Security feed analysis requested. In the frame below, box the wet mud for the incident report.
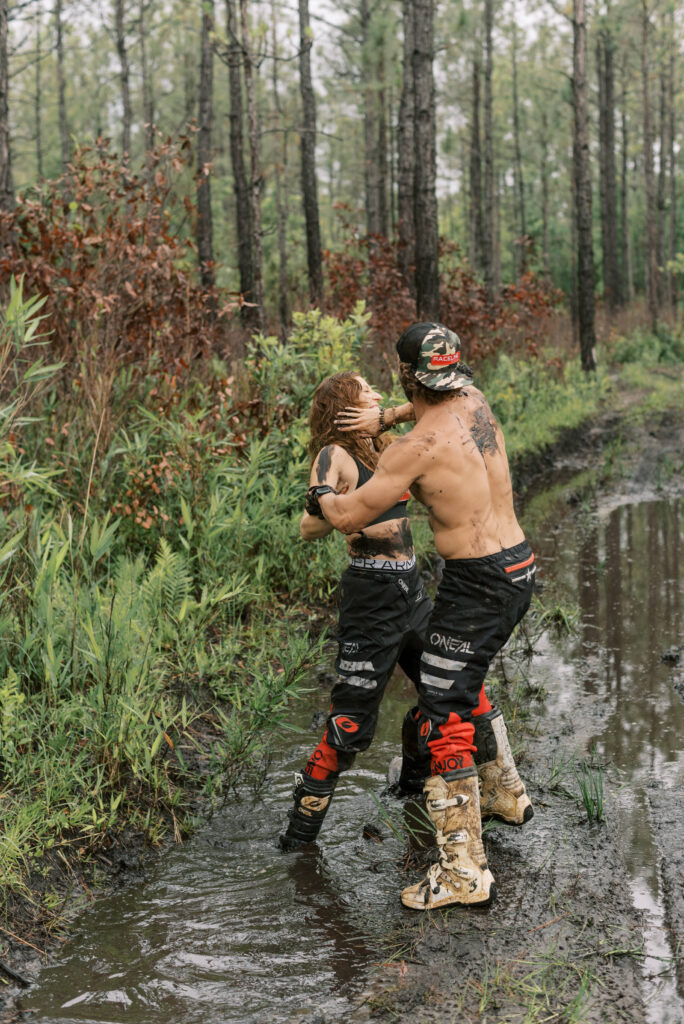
[1,398,682,1024]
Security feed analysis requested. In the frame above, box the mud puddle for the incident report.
[13,494,684,1024]
[14,684,416,1023]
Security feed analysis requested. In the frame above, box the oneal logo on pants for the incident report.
[334,716,359,733]
[430,633,474,655]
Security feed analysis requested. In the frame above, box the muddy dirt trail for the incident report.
[2,400,682,1024]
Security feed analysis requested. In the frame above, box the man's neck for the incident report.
[412,391,463,422]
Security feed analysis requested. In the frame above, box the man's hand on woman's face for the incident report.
[335,405,381,437]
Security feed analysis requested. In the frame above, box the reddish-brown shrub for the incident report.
[0,136,235,373]
[324,224,563,373]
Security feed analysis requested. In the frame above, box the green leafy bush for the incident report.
[610,325,684,366]
[484,354,610,461]
[0,296,370,915]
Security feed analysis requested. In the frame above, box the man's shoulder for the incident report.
[376,424,440,472]
[463,385,487,405]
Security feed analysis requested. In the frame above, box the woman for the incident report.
[280,372,431,850]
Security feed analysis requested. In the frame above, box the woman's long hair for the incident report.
[308,372,381,469]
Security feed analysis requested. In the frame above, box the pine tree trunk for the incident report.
[34,10,43,179]
[570,169,579,347]
[470,49,484,277]
[641,0,658,329]
[397,0,415,294]
[572,0,597,371]
[511,20,526,277]
[55,0,69,171]
[271,6,289,335]
[656,68,668,310]
[412,0,440,319]
[620,60,634,303]
[225,0,255,320]
[115,0,132,159]
[361,0,380,236]
[540,109,550,280]
[0,0,11,211]
[377,49,389,238]
[197,0,215,292]
[667,11,677,312]
[483,0,495,301]
[240,0,265,329]
[597,31,620,310]
[389,81,397,231]
[298,0,324,309]
[139,2,155,162]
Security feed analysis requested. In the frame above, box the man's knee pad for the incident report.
[305,737,355,780]
[326,711,376,754]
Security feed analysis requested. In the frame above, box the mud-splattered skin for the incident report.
[316,446,334,484]
[348,517,414,559]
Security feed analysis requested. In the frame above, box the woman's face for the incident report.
[354,376,382,409]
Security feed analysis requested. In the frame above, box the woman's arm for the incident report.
[299,445,354,541]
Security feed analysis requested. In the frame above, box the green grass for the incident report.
[574,751,606,824]
[0,302,364,920]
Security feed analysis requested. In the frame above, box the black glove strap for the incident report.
[305,485,337,519]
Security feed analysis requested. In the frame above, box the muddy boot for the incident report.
[474,709,533,826]
[387,708,430,796]
[279,773,338,851]
[401,770,495,910]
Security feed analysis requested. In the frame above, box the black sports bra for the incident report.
[351,455,410,526]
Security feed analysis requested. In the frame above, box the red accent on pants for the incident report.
[428,712,476,774]
[304,736,340,780]
[472,683,492,717]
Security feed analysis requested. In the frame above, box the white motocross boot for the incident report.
[401,770,495,910]
[474,709,533,826]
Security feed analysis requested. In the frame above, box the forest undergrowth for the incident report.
[0,267,682,944]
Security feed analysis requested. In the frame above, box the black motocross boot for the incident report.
[279,773,339,850]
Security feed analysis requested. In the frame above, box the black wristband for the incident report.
[378,407,391,433]
[305,485,337,519]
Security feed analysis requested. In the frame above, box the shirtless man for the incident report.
[310,323,535,909]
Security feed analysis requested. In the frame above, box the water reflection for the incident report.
[532,496,683,1022]
[534,497,682,772]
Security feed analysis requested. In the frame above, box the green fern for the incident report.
[142,539,192,620]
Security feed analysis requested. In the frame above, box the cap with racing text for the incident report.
[396,322,473,391]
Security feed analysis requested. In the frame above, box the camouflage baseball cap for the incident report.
[396,322,471,391]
